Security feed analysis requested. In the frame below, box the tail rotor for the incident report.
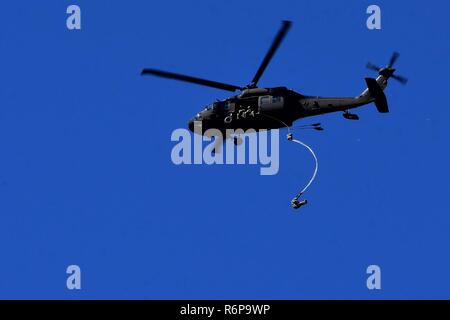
[366,52,408,85]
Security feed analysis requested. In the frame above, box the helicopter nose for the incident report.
[188,119,194,132]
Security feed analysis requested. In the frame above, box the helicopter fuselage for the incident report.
[188,86,375,134]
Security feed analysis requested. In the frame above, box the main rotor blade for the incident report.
[388,52,399,68]
[366,62,381,72]
[250,20,292,87]
[141,68,243,92]
[391,74,408,84]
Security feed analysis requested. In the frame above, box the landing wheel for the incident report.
[234,137,243,146]
[343,111,360,120]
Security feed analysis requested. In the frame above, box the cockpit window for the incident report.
[204,101,225,111]
[212,101,225,110]
[225,101,235,110]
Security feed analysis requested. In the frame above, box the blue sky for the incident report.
[0,0,449,299]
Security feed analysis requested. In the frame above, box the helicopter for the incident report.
[141,20,407,147]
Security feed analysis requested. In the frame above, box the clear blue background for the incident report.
[0,0,449,299]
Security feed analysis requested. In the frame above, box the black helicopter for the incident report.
[141,21,407,145]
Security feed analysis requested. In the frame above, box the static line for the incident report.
[291,137,318,198]
[260,113,319,209]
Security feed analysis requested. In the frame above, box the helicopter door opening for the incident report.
[258,95,284,113]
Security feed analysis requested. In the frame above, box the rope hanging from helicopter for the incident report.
[260,113,320,209]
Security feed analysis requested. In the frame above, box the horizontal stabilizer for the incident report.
[365,77,389,113]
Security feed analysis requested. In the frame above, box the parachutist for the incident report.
[291,197,308,209]
[287,133,293,141]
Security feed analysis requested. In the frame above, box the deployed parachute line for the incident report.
[260,114,319,210]
[287,133,318,209]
